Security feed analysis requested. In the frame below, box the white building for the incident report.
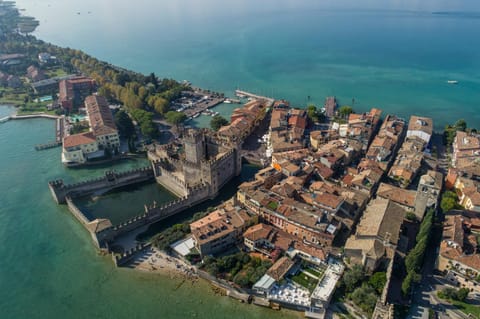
[406,115,433,145]
[62,95,120,165]
[62,132,101,164]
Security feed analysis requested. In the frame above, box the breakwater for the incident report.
[234,90,275,107]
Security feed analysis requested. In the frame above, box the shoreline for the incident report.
[127,246,197,279]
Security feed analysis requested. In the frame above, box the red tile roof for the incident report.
[63,132,96,148]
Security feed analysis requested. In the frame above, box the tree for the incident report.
[401,271,415,296]
[405,212,418,222]
[454,119,467,132]
[114,72,131,86]
[343,264,365,292]
[114,110,135,138]
[306,104,324,123]
[153,97,169,114]
[146,72,158,89]
[368,272,387,294]
[441,197,458,212]
[456,288,469,302]
[165,111,187,126]
[338,105,354,118]
[350,284,378,314]
[210,115,229,131]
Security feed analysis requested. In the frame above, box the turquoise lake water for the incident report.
[0,107,297,319]
[2,1,480,318]
[16,0,480,129]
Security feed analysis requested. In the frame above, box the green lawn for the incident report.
[304,267,325,279]
[290,272,319,292]
[45,67,68,78]
[451,300,480,318]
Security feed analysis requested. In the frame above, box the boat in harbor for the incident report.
[447,80,458,84]
[193,113,200,118]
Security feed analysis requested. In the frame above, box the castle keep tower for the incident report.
[184,130,205,164]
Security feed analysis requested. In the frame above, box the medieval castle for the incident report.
[148,128,242,199]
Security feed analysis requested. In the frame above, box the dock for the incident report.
[1,113,61,124]
[183,97,224,118]
[35,141,62,151]
[234,90,275,107]
[10,113,60,120]
[0,116,10,123]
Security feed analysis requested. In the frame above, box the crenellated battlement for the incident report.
[112,243,151,267]
[48,166,154,204]
[206,148,236,166]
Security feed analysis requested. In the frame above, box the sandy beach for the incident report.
[127,246,198,280]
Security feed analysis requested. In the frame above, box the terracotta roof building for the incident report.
[62,95,119,165]
[406,115,433,145]
[437,210,480,292]
[345,198,407,271]
[191,205,251,256]
[58,76,95,111]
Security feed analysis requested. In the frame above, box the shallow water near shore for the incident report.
[0,106,299,319]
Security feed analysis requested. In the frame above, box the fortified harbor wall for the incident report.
[152,161,189,197]
[110,183,211,239]
[50,166,212,249]
[49,166,154,204]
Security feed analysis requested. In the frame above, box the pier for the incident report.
[235,90,275,107]
[33,116,65,151]
[0,113,61,124]
[35,141,62,150]
[10,113,60,120]
[0,116,10,123]
[183,97,224,118]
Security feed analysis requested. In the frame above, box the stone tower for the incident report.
[184,129,205,164]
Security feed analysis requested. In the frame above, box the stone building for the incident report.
[344,198,407,272]
[148,128,242,199]
[190,205,251,257]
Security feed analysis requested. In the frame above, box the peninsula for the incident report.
[2,2,480,319]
